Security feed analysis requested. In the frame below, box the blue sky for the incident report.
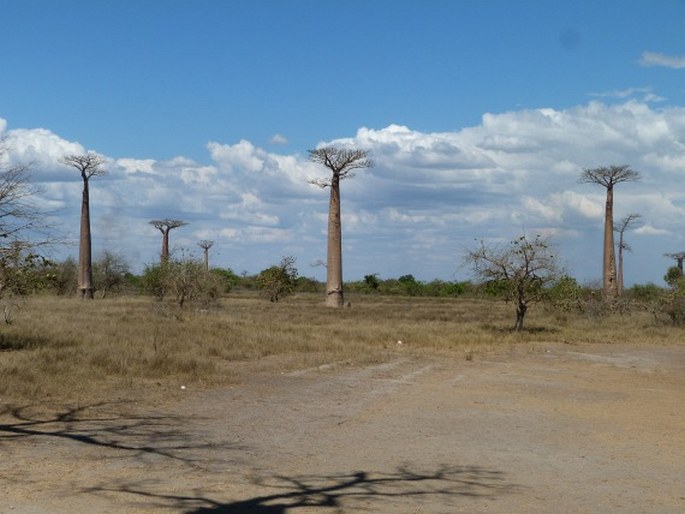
[1,0,685,285]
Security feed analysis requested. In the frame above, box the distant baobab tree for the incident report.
[580,165,640,297]
[61,153,107,299]
[149,219,187,264]
[309,147,373,308]
[197,239,214,271]
[664,251,685,273]
[614,212,642,295]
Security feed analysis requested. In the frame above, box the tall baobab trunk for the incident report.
[308,147,374,308]
[603,184,617,297]
[326,174,344,307]
[161,228,170,265]
[78,176,94,299]
[580,165,640,298]
[60,153,107,300]
[197,240,214,272]
[202,245,209,272]
[149,219,187,265]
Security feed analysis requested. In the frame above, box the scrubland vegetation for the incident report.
[1,142,682,410]
[1,284,684,405]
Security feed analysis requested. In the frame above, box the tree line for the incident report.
[3,138,685,330]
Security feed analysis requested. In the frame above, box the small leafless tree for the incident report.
[93,250,130,298]
[61,153,107,299]
[580,165,640,297]
[197,239,214,272]
[309,147,373,308]
[465,234,559,331]
[149,219,187,264]
[613,213,641,295]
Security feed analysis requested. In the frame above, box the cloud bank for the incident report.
[2,99,684,285]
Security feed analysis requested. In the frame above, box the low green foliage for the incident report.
[140,257,222,308]
[256,256,298,302]
[664,266,683,288]
[546,275,584,312]
[210,267,241,293]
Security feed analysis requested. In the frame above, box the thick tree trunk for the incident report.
[326,175,344,308]
[78,178,94,299]
[617,241,624,296]
[161,229,170,265]
[603,185,617,297]
[514,301,527,331]
[203,248,209,272]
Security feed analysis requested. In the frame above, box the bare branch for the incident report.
[60,153,107,180]
[464,235,559,330]
[614,212,642,236]
[308,147,374,180]
[579,165,640,188]
[664,251,685,261]
[149,219,188,233]
[308,178,331,189]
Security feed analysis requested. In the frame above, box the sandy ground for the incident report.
[1,342,684,513]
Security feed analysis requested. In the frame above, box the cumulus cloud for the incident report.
[3,100,685,285]
[639,51,685,69]
[0,122,84,176]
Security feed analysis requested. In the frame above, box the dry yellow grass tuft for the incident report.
[0,293,682,405]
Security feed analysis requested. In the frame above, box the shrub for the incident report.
[256,256,298,302]
[546,275,584,313]
[141,257,222,308]
[210,267,241,293]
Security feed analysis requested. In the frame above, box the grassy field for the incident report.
[0,293,682,405]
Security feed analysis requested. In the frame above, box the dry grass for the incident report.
[0,293,682,405]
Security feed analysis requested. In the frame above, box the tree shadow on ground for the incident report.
[0,402,244,468]
[90,464,521,513]
[481,323,561,334]
[0,332,51,351]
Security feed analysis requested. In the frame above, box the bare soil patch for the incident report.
[2,342,684,513]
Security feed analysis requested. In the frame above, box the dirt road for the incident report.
[2,342,684,513]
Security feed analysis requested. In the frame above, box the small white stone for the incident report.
[180,385,186,390]
[397,340,403,345]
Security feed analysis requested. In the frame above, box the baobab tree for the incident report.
[664,251,685,286]
[149,219,187,264]
[614,212,641,295]
[61,153,107,299]
[197,239,214,272]
[309,147,373,307]
[580,165,640,297]
[664,252,685,273]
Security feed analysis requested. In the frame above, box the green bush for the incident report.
[256,256,298,302]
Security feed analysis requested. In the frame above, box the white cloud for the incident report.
[270,133,288,145]
[4,99,685,285]
[0,122,84,174]
[117,158,158,175]
[635,225,669,236]
[639,51,685,69]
